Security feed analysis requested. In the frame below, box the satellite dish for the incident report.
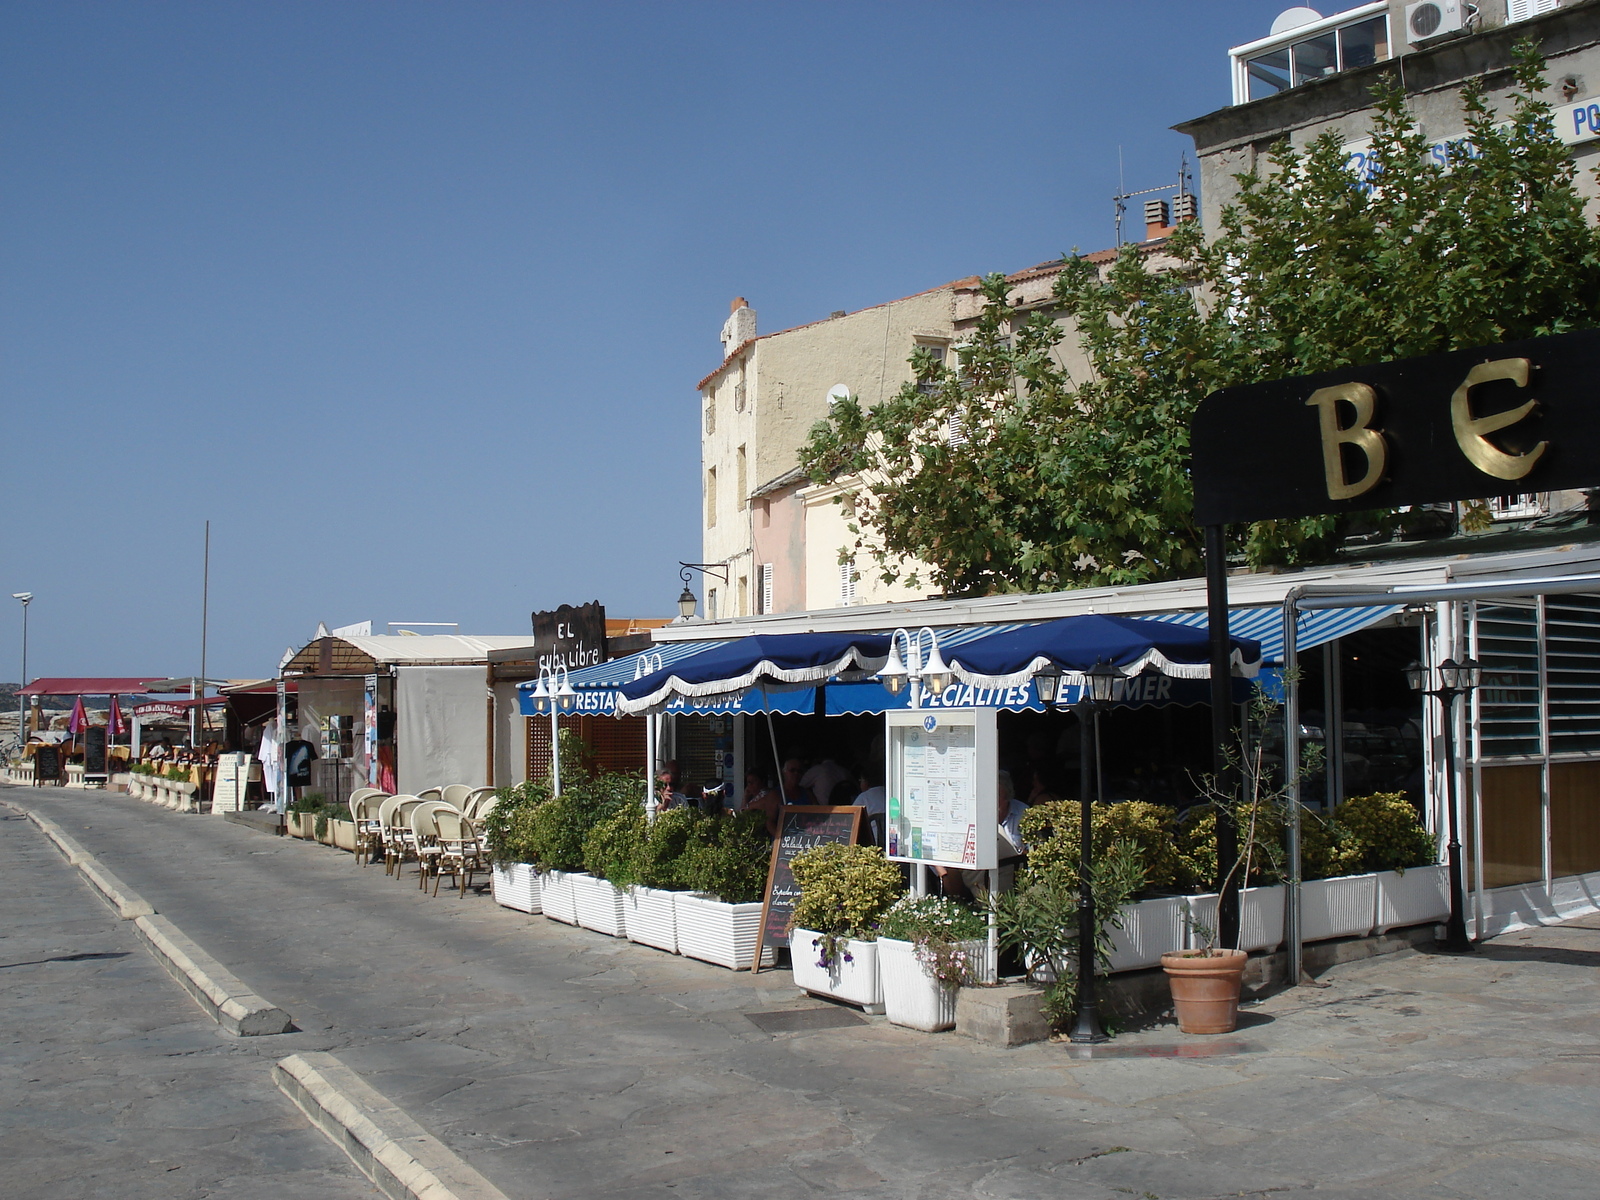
[1270,6,1322,35]
[827,384,852,406]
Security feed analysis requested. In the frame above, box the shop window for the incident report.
[1476,603,1542,758]
[1545,595,1600,754]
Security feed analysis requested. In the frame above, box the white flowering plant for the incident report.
[878,895,988,988]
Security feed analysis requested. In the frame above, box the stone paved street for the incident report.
[0,803,375,1199]
[7,784,1600,1199]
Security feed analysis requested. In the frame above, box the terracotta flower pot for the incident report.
[1161,948,1247,1034]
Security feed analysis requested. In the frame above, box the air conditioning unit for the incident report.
[1405,1,1466,46]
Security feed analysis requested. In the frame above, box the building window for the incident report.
[706,467,717,528]
[704,393,715,435]
[708,588,718,620]
[915,341,948,396]
[760,563,773,614]
[1232,5,1389,105]
[737,574,749,616]
[1508,0,1563,22]
[1477,602,1542,758]
[736,445,747,509]
[1489,493,1547,521]
[838,557,856,606]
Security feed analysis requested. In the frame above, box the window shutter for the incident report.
[760,564,773,614]
[839,558,856,606]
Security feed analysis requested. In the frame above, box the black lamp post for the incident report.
[1404,656,1480,953]
[1067,659,1119,1044]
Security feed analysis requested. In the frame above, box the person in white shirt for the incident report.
[801,756,854,807]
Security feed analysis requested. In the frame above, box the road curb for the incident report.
[134,914,294,1036]
[3,796,291,1035]
[274,1052,510,1200]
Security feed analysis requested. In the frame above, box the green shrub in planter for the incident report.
[878,894,987,987]
[678,811,770,903]
[1023,800,1187,892]
[526,770,639,871]
[789,843,904,966]
[483,780,551,866]
[1172,801,1287,891]
[633,806,705,890]
[583,801,646,888]
[1334,791,1436,874]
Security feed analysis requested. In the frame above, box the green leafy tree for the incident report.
[802,43,1600,595]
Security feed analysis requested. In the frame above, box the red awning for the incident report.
[132,696,226,716]
[19,677,165,697]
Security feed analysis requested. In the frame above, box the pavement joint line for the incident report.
[1,795,292,1036]
[274,1051,511,1200]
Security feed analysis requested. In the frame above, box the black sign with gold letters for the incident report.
[1191,328,1600,526]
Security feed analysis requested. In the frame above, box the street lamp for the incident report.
[1405,656,1480,953]
[12,593,31,755]
[1066,658,1120,1045]
[675,562,729,622]
[527,664,576,795]
[877,627,949,708]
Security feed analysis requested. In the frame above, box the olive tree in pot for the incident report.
[789,844,904,1011]
[1164,686,1312,1034]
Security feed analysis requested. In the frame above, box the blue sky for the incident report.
[2,0,1296,679]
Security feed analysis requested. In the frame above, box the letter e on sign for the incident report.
[1306,383,1387,500]
[1450,358,1547,480]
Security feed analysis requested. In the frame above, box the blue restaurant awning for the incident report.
[616,632,891,716]
[517,641,818,718]
[1152,604,1404,665]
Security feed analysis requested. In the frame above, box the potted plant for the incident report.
[623,806,703,954]
[1163,685,1308,1034]
[876,895,988,1031]
[576,797,645,938]
[485,781,549,914]
[788,843,904,1011]
[674,812,775,970]
[993,836,1145,1032]
[526,766,636,927]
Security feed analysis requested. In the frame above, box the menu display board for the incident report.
[885,708,997,871]
[753,805,864,971]
[211,752,253,814]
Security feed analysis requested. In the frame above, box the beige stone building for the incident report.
[694,214,1194,619]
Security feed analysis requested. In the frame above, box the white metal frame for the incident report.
[1230,2,1390,105]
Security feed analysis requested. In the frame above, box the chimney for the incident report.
[1173,193,1198,223]
[1143,198,1175,241]
[721,298,758,359]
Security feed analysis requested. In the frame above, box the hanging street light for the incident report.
[675,562,729,622]
[1404,656,1481,953]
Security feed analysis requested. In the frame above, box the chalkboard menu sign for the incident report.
[33,745,62,784]
[84,727,107,775]
[752,805,864,972]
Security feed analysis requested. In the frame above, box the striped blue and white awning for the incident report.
[1151,605,1403,665]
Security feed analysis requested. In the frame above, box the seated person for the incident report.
[801,756,854,808]
[853,762,888,847]
[779,758,815,805]
[741,768,783,837]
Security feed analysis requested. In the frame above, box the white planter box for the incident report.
[1188,885,1287,953]
[878,937,989,1032]
[623,886,679,953]
[790,930,883,1011]
[1374,864,1448,934]
[1301,872,1378,942]
[673,893,775,970]
[1107,895,1192,972]
[491,863,542,913]
[572,872,628,937]
[539,869,579,925]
